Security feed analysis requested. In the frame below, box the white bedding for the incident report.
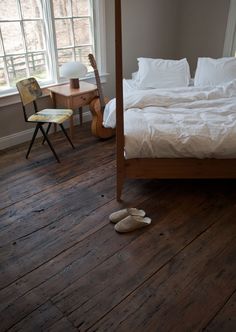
[103,79,236,159]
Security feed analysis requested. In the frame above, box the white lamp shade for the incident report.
[60,61,87,79]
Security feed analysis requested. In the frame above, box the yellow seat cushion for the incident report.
[28,108,73,124]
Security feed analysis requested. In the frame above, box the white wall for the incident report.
[104,0,180,98]
[176,0,230,74]
[104,0,230,95]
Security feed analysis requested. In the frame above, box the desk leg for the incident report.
[70,115,74,138]
[79,107,83,125]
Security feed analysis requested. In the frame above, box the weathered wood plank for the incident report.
[0,181,202,327]
[0,175,115,289]
[7,301,63,332]
[89,210,236,332]
[47,317,77,332]
[0,180,165,329]
[0,291,47,331]
[0,137,115,210]
[0,161,115,244]
[51,189,233,330]
[1,122,236,332]
[204,290,236,332]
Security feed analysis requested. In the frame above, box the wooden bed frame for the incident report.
[115,0,236,201]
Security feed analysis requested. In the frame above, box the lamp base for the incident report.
[70,78,80,89]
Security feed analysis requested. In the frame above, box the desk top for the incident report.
[48,81,97,97]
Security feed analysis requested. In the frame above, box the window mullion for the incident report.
[93,0,106,73]
[42,0,59,83]
[70,0,76,61]
[17,0,30,77]
[90,0,95,56]
[0,28,10,86]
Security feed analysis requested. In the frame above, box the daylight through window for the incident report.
[223,0,236,57]
[0,0,96,94]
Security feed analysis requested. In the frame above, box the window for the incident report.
[223,0,236,57]
[0,0,105,95]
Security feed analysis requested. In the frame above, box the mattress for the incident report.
[103,79,236,159]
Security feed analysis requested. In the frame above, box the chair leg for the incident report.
[26,124,40,159]
[60,124,75,149]
[39,125,60,163]
[42,123,51,145]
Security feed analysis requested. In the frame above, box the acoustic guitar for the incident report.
[88,54,115,139]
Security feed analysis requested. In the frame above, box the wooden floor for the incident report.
[0,123,236,332]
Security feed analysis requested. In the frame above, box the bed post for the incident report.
[115,0,125,201]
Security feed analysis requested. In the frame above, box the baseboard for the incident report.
[0,111,91,150]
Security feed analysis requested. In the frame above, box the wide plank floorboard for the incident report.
[204,290,236,332]
[0,123,235,332]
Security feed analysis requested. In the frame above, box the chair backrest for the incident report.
[16,77,42,106]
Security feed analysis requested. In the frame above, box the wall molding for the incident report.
[0,111,91,151]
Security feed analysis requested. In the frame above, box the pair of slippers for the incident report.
[109,208,151,233]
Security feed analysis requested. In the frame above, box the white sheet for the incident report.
[103,79,236,159]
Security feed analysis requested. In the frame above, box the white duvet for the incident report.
[103,79,236,159]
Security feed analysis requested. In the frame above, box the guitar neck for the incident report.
[94,68,105,110]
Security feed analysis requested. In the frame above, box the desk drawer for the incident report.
[73,91,97,107]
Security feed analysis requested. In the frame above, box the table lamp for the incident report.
[60,61,88,89]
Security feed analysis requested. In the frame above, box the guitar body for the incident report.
[88,54,115,139]
[90,96,115,139]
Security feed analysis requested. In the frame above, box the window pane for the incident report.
[57,49,74,67]
[55,19,73,48]
[75,46,93,71]
[24,21,44,51]
[0,0,19,20]
[53,0,71,18]
[1,22,24,54]
[0,58,7,89]
[74,18,91,45]
[28,52,47,79]
[6,55,27,86]
[20,0,42,19]
[72,0,90,16]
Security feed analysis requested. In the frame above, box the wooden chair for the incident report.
[16,77,75,162]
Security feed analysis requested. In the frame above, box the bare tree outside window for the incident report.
[53,0,94,69]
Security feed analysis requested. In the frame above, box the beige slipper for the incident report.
[114,215,151,233]
[109,208,145,224]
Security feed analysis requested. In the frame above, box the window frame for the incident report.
[0,0,106,97]
[223,0,236,56]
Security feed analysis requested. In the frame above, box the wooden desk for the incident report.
[48,81,98,137]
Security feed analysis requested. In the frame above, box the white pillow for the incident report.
[135,57,190,89]
[194,57,236,87]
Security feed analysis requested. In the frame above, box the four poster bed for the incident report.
[109,0,236,200]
